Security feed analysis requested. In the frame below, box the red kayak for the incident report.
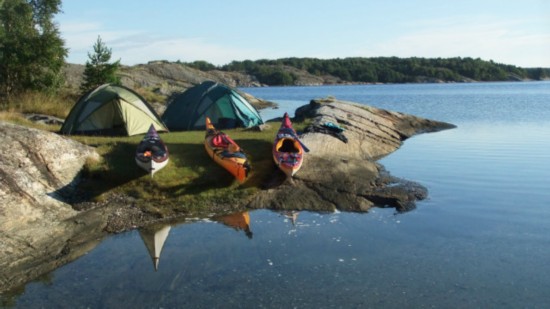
[272,113,305,177]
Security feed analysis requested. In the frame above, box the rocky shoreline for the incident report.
[0,98,455,293]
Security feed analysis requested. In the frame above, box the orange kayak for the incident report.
[204,117,250,183]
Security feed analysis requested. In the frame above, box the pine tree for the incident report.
[0,0,67,106]
[80,35,121,92]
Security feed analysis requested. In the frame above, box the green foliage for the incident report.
[183,60,217,71]
[526,67,550,80]
[5,90,74,117]
[0,0,67,106]
[222,61,296,85]
[220,57,549,85]
[80,35,121,93]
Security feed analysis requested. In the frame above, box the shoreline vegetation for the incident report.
[183,56,550,85]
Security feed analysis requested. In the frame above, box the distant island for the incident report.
[181,56,550,86]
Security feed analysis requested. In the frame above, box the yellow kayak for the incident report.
[204,117,250,183]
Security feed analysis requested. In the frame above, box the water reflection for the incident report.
[280,210,300,235]
[138,223,172,271]
[281,210,300,226]
[137,211,254,272]
[212,211,253,239]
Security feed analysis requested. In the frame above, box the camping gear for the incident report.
[138,223,171,271]
[60,84,168,136]
[135,124,169,177]
[204,117,250,183]
[273,113,306,177]
[321,122,345,133]
[162,81,263,131]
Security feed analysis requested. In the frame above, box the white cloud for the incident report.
[60,15,550,68]
[60,21,145,64]
[356,17,550,67]
[60,21,271,65]
[108,36,271,66]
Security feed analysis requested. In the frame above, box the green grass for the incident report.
[0,112,62,132]
[72,120,307,217]
[1,90,306,217]
[2,91,77,118]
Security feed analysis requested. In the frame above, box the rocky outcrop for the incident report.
[63,62,271,108]
[0,122,105,292]
[248,98,455,212]
[64,62,259,94]
[0,99,455,293]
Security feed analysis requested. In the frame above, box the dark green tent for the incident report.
[161,81,263,131]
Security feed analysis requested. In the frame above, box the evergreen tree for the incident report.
[0,0,67,106]
[80,35,120,92]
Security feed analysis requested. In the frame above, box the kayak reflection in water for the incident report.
[282,210,299,226]
[214,211,253,239]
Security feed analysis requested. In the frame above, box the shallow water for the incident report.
[5,82,550,308]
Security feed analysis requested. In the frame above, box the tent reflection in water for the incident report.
[138,223,171,271]
[213,211,253,239]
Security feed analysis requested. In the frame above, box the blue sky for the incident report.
[55,0,550,67]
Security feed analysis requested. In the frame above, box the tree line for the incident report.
[185,57,550,86]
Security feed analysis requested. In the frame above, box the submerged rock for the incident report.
[248,98,455,212]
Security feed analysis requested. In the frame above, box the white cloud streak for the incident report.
[61,15,550,68]
[359,17,550,67]
[61,21,271,65]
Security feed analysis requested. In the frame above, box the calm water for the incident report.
[5,82,550,308]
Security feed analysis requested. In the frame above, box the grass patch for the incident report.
[0,89,293,217]
[135,87,167,104]
[71,120,290,216]
[3,91,77,119]
[0,112,62,132]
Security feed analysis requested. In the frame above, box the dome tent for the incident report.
[60,84,168,136]
[161,81,263,131]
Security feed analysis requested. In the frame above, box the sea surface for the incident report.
[4,82,550,308]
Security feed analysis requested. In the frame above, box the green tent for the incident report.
[161,81,263,131]
[60,84,168,136]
